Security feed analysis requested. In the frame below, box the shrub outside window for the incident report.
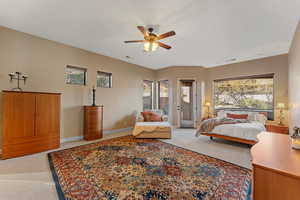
[65,65,87,85]
[213,74,274,119]
[97,71,112,88]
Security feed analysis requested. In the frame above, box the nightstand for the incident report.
[265,124,289,134]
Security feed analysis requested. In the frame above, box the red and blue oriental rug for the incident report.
[48,136,251,200]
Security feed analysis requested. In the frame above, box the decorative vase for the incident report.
[291,127,300,150]
[292,138,300,149]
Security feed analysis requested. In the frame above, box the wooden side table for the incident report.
[84,106,103,141]
[265,124,289,134]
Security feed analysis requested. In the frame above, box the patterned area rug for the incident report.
[48,136,251,200]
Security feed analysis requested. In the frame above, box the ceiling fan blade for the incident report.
[158,42,172,50]
[158,31,176,40]
[137,26,147,36]
[124,40,145,43]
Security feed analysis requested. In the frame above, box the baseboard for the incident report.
[0,128,133,154]
[60,136,84,143]
[60,127,133,143]
[103,127,133,134]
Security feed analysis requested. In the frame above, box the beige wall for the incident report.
[156,66,207,125]
[206,54,289,124]
[0,26,155,141]
[157,54,289,125]
[288,20,300,132]
[0,25,290,143]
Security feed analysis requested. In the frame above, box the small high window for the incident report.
[97,71,112,88]
[65,65,87,85]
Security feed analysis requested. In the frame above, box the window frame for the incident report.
[143,80,154,110]
[157,80,170,115]
[65,65,87,86]
[213,73,275,120]
[97,71,113,88]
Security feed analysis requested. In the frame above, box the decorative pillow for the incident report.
[149,112,163,122]
[217,110,226,118]
[141,111,153,122]
[259,112,268,118]
[254,113,267,124]
[227,113,249,119]
[141,111,162,122]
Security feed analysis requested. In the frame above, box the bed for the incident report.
[196,111,267,145]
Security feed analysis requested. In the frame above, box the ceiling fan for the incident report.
[124,26,176,52]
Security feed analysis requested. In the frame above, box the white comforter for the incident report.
[211,121,266,141]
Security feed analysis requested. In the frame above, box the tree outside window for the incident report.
[97,71,112,88]
[214,76,274,119]
[65,66,87,85]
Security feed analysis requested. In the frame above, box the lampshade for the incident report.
[144,42,159,52]
[277,103,285,109]
[205,102,211,106]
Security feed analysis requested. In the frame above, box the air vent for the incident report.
[226,58,237,62]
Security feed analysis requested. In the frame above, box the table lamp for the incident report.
[205,102,211,118]
[277,103,285,125]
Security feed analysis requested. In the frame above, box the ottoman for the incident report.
[133,122,172,139]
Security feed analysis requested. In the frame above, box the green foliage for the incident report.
[97,77,110,88]
[214,78,273,109]
[67,73,85,85]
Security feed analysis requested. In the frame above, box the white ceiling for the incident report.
[0,0,299,69]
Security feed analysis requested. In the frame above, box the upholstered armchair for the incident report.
[136,109,169,122]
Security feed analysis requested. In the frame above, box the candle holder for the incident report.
[92,86,97,106]
[8,72,28,91]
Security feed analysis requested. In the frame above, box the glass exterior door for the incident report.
[178,80,195,128]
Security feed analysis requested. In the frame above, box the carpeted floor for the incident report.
[0,128,252,200]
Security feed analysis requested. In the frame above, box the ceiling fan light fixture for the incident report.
[144,42,159,52]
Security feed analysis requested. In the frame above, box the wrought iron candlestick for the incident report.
[8,72,28,91]
[92,86,96,106]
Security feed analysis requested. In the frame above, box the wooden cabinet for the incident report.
[251,132,300,200]
[265,124,289,134]
[2,91,61,159]
[84,106,103,141]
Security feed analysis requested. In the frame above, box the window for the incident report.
[97,71,112,88]
[158,80,169,115]
[214,74,274,119]
[143,80,154,110]
[65,65,87,85]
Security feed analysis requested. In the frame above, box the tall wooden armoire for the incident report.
[2,91,61,159]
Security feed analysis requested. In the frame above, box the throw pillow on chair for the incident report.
[141,111,162,122]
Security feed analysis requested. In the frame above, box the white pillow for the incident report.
[254,113,267,124]
[217,110,226,118]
